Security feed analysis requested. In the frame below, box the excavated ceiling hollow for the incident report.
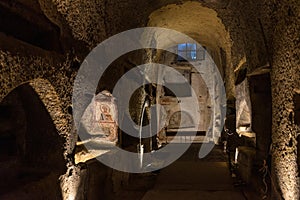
[147,1,231,54]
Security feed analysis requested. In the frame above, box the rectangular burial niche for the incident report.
[295,92,300,176]
[248,73,272,164]
[293,92,300,126]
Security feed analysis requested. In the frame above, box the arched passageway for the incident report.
[147,1,232,92]
[0,0,299,199]
[0,80,67,199]
[138,2,257,199]
[144,1,231,145]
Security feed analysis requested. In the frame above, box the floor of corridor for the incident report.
[142,144,246,200]
[116,144,259,200]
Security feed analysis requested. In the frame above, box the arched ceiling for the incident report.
[147,1,231,53]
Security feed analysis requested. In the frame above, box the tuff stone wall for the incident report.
[5,1,267,121]
[37,0,271,98]
[0,0,299,199]
[0,37,77,158]
[270,0,300,199]
[0,39,80,198]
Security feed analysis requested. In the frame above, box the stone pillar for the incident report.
[271,1,300,199]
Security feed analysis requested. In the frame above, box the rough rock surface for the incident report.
[0,0,299,199]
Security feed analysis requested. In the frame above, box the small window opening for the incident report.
[177,43,205,62]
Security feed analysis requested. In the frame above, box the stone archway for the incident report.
[0,78,70,199]
[147,1,232,97]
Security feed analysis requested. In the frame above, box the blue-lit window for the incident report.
[177,43,205,61]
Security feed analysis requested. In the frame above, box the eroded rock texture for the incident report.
[0,0,299,199]
[271,1,300,199]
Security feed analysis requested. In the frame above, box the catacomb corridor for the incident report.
[0,0,299,200]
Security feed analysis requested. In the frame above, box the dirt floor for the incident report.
[112,144,262,200]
